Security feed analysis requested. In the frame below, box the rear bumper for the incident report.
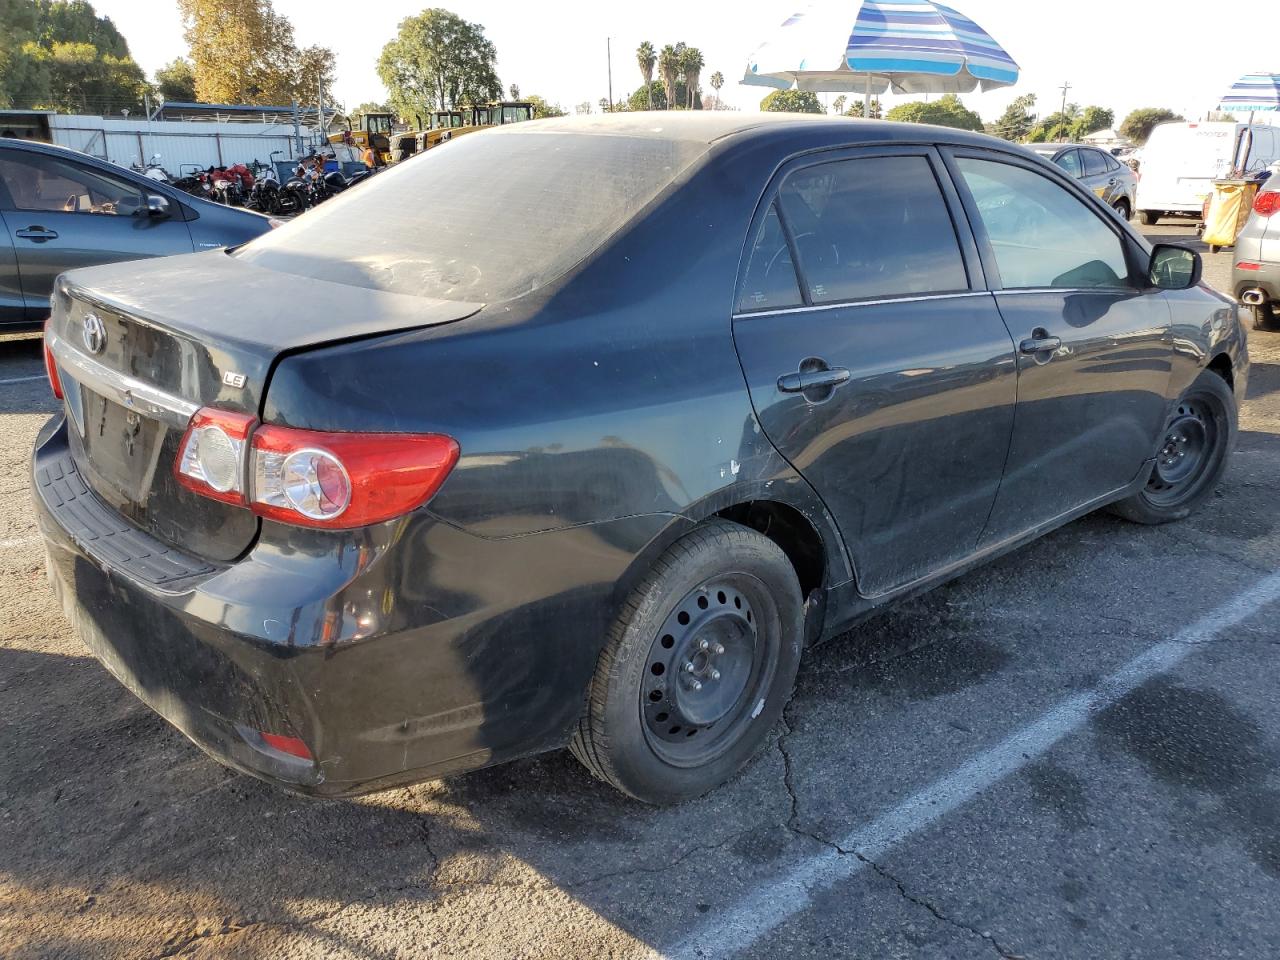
[33,416,664,796]
[1234,258,1280,303]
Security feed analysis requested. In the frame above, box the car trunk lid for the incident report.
[48,250,481,562]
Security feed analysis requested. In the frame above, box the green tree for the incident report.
[0,0,47,108]
[23,38,148,114]
[154,57,196,102]
[33,0,128,56]
[525,93,565,118]
[761,89,823,114]
[179,0,336,106]
[1070,105,1113,140]
[629,80,667,112]
[844,98,882,118]
[680,45,704,109]
[658,43,680,110]
[1119,107,1183,146]
[885,93,982,130]
[991,93,1036,140]
[508,83,519,100]
[832,94,846,115]
[636,41,656,109]
[377,8,501,119]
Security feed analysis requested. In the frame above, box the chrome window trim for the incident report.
[48,329,198,430]
[732,290,991,320]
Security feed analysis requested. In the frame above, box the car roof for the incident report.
[494,111,1006,150]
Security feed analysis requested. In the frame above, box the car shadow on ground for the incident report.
[0,568,1003,959]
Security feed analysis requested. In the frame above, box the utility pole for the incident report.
[1058,80,1072,142]
[606,38,614,112]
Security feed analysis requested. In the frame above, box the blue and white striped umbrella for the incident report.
[744,0,1019,96]
[1220,72,1280,114]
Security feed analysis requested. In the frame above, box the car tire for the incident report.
[1139,210,1160,226]
[570,519,804,804]
[1252,303,1275,331]
[1114,199,1131,221]
[1109,369,1235,525]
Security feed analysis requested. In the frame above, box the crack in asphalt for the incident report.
[776,705,1025,960]
[1155,527,1274,576]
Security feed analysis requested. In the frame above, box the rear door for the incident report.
[0,147,194,320]
[1079,148,1117,204]
[946,149,1172,546]
[0,207,22,324]
[732,147,1018,596]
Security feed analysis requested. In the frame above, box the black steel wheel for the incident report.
[640,577,776,768]
[1111,369,1235,524]
[571,520,804,804]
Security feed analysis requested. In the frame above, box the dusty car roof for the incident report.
[497,111,969,146]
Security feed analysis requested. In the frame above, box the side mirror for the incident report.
[1149,244,1201,290]
[146,194,171,218]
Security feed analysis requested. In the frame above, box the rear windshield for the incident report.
[235,129,707,303]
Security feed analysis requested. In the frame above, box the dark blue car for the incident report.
[33,114,1248,804]
[0,138,273,327]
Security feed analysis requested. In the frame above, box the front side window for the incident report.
[0,151,144,216]
[1055,149,1083,178]
[957,157,1130,290]
[775,155,968,304]
[738,201,802,312]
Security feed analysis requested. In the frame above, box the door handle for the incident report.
[1019,331,1062,355]
[778,364,851,394]
[16,227,58,241]
[1108,178,1117,186]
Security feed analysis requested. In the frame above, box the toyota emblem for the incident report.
[82,313,107,355]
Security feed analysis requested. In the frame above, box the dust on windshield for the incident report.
[234,129,708,304]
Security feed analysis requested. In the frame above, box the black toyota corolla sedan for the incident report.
[33,113,1246,804]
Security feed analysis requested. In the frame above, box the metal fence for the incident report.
[46,115,324,174]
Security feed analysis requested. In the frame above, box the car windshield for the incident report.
[236,130,707,303]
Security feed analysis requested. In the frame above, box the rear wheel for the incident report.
[1252,302,1276,331]
[570,520,804,804]
[1113,199,1131,221]
[1139,210,1161,226]
[1110,369,1235,524]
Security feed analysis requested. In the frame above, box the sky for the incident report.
[89,0,1275,124]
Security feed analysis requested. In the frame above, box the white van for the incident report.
[1135,120,1280,225]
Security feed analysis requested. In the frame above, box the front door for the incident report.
[0,147,193,320]
[0,208,22,324]
[947,151,1172,546]
[732,149,1018,597]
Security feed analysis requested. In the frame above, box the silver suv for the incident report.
[1233,173,1280,329]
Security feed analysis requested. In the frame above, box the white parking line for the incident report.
[0,375,47,384]
[656,569,1280,960]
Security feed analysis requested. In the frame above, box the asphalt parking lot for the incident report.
[3,221,1279,960]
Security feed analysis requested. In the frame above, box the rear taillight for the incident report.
[175,408,257,505]
[1255,191,1280,218]
[43,320,62,400]
[1238,261,1262,271]
[173,406,459,529]
[250,425,459,528]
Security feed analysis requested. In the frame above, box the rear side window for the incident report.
[738,202,802,312]
[1055,150,1082,178]
[1081,149,1109,178]
[236,130,708,303]
[957,157,1130,289]
[775,156,967,304]
[1104,154,1123,172]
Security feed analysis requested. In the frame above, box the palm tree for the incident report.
[658,44,680,111]
[710,70,724,110]
[637,42,656,111]
[833,95,847,115]
[681,46,705,109]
